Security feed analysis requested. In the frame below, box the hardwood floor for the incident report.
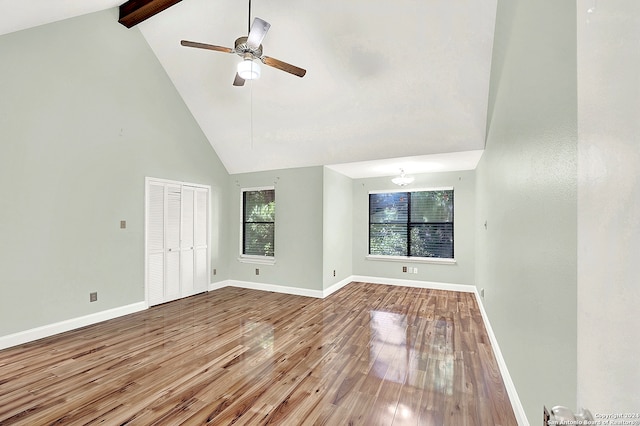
[0,283,517,425]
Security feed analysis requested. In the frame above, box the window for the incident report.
[242,188,275,257]
[369,189,454,259]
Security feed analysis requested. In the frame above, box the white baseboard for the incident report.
[0,302,147,351]
[209,278,351,298]
[322,276,353,298]
[472,288,529,426]
[209,280,231,292]
[208,276,477,298]
[224,280,325,298]
[351,275,476,293]
[218,277,457,299]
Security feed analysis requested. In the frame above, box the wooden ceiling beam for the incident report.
[118,0,183,28]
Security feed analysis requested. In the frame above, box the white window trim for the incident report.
[237,255,277,265]
[366,255,456,265]
[367,186,455,263]
[239,186,276,264]
[369,186,454,195]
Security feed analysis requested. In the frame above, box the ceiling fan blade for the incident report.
[246,17,270,50]
[261,56,306,78]
[233,73,246,86]
[180,40,233,54]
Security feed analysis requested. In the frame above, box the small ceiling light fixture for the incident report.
[392,168,414,186]
[237,57,261,80]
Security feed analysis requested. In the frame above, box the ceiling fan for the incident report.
[180,4,306,87]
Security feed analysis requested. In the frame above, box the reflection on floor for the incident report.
[370,311,454,398]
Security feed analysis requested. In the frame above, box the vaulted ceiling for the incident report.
[0,0,496,176]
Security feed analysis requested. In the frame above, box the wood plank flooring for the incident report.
[0,283,517,425]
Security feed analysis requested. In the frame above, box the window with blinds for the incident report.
[369,189,454,259]
[242,188,275,257]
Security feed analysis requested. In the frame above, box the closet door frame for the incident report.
[144,177,211,306]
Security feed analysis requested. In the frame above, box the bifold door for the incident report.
[146,178,210,306]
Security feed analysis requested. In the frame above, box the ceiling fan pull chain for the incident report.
[250,79,254,149]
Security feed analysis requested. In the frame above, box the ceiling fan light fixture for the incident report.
[237,59,261,80]
[391,169,415,186]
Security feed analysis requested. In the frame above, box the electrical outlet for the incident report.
[333,270,336,277]
[402,266,407,273]
[413,267,418,274]
[255,268,260,275]
[120,220,126,229]
[90,292,97,302]
[213,268,217,276]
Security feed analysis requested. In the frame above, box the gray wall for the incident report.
[476,0,577,422]
[577,0,640,412]
[0,9,230,336]
[353,170,476,285]
[322,167,353,290]
[228,167,324,291]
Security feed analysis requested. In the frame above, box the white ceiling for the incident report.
[0,0,497,177]
[0,1,121,36]
[326,150,484,179]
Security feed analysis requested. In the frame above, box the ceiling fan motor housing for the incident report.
[234,36,262,58]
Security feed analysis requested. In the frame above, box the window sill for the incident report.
[366,255,456,265]
[238,256,276,265]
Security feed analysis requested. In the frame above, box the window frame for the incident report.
[367,187,456,265]
[239,186,276,265]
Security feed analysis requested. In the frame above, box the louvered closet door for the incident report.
[180,186,196,297]
[165,184,182,302]
[193,187,209,293]
[147,182,165,306]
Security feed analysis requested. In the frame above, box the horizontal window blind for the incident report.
[369,189,454,259]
